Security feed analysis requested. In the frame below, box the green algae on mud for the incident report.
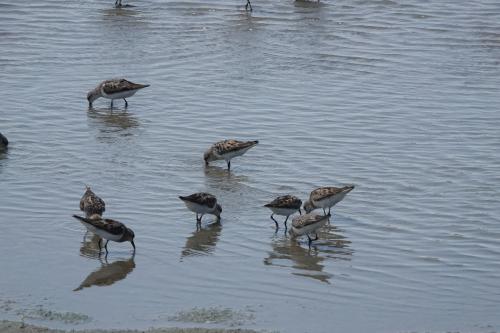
[0,321,268,333]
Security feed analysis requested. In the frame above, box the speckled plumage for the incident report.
[292,213,328,229]
[304,185,354,214]
[309,186,354,202]
[179,192,217,208]
[101,79,148,95]
[204,139,258,170]
[265,195,302,210]
[80,186,106,217]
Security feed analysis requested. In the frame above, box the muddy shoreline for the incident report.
[0,321,265,333]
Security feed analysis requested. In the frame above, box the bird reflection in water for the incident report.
[203,165,250,192]
[180,222,222,260]
[264,224,352,283]
[80,234,102,259]
[74,254,135,291]
[87,107,140,131]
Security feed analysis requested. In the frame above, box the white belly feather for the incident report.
[182,201,214,214]
[101,89,139,100]
[269,207,298,216]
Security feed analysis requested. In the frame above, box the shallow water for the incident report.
[1,0,500,332]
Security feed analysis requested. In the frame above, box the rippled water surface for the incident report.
[1,0,500,332]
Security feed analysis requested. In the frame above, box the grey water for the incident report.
[1,0,500,332]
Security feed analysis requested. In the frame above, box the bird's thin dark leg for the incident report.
[328,207,331,215]
[104,240,109,253]
[123,98,128,107]
[245,0,253,11]
[271,214,279,229]
[110,100,114,108]
[284,215,289,231]
[323,208,327,215]
[196,213,199,221]
[227,160,231,170]
[313,233,319,241]
[307,234,312,247]
[298,208,302,215]
[97,238,102,252]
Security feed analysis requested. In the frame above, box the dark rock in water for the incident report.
[0,132,8,148]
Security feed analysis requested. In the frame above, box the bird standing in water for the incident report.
[73,214,136,254]
[87,79,149,108]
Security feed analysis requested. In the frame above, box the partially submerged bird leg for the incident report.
[245,0,253,11]
[270,214,279,229]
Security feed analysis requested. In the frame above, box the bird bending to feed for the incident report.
[204,139,258,170]
[73,214,135,253]
[87,79,149,108]
[304,185,354,215]
[0,132,8,149]
[80,186,106,218]
[264,195,302,230]
[290,212,330,246]
[179,192,222,224]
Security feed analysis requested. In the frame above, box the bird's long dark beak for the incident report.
[131,240,136,252]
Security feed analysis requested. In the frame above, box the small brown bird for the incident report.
[203,139,259,170]
[289,212,330,246]
[264,195,302,230]
[80,186,106,218]
[87,78,149,108]
[73,214,135,253]
[179,192,222,224]
[303,185,354,215]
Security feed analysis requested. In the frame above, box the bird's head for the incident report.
[303,200,315,214]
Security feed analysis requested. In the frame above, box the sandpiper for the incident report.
[73,214,135,253]
[204,139,258,170]
[304,185,354,215]
[290,212,330,246]
[179,192,222,224]
[87,79,149,108]
[0,132,8,149]
[80,186,106,218]
[264,195,302,230]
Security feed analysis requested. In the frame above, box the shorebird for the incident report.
[80,186,106,218]
[304,185,354,215]
[87,79,149,108]
[179,192,222,224]
[204,139,258,170]
[264,195,302,230]
[290,212,330,246]
[73,214,135,253]
[0,132,8,149]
